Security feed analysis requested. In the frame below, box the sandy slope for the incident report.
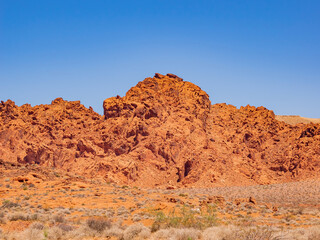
[276,115,320,125]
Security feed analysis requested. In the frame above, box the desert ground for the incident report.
[1,160,320,240]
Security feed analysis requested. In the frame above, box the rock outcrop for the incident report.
[0,73,319,187]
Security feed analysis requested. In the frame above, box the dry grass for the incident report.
[153,228,202,240]
[221,226,284,240]
[7,212,37,221]
[151,204,217,232]
[0,219,320,240]
[1,200,20,209]
[123,223,151,240]
[104,225,124,239]
[86,218,111,233]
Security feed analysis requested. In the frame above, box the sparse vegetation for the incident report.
[8,212,37,221]
[221,226,284,240]
[151,204,217,232]
[1,163,320,240]
[123,223,151,240]
[30,222,45,230]
[153,227,202,240]
[86,218,111,232]
[1,199,20,208]
[52,213,65,223]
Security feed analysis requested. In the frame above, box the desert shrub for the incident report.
[152,228,202,240]
[0,212,5,224]
[24,195,31,200]
[2,199,20,208]
[8,212,38,221]
[29,222,44,230]
[123,223,151,240]
[52,213,65,223]
[30,213,38,221]
[48,226,64,240]
[221,226,283,240]
[308,231,320,240]
[63,225,88,239]
[9,228,43,240]
[175,228,202,240]
[203,225,241,240]
[8,212,29,221]
[86,218,111,232]
[56,223,74,232]
[30,213,39,221]
[151,228,168,239]
[304,226,320,240]
[132,213,142,222]
[151,204,217,231]
[104,225,124,239]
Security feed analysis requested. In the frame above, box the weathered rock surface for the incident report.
[1,73,320,187]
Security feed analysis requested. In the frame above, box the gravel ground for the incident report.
[159,180,320,207]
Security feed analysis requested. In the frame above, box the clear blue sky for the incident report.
[1,0,319,117]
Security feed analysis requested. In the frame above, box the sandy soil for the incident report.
[1,161,320,235]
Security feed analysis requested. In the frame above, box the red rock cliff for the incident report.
[0,73,319,187]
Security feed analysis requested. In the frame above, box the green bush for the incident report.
[151,204,218,232]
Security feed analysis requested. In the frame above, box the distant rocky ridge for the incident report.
[1,73,320,187]
[276,115,320,125]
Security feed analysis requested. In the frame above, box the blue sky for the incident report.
[1,0,319,117]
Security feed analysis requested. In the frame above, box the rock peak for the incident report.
[154,73,183,81]
[103,74,211,120]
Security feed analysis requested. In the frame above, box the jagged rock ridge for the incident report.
[1,73,320,187]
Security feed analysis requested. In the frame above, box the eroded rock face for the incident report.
[101,74,211,185]
[103,73,210,124]
[1,73,320,187]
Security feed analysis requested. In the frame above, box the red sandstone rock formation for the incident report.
[0,73,319,187]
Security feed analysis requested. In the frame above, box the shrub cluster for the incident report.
[151,204,217,232]
[86,218,111,232]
